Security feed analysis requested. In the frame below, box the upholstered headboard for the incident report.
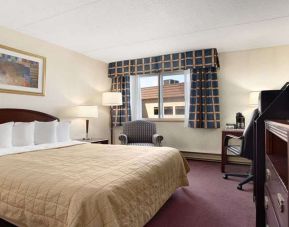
[0,109,59,124]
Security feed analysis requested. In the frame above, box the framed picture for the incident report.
[0,44,46,96]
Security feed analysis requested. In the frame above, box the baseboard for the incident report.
[181,151,251,165]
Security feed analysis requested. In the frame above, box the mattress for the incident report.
[0,143,189,227]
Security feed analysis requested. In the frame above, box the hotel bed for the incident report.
[0,109,189,227]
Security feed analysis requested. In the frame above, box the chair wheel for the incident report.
[237,185,243,190]
[223,174,228,179]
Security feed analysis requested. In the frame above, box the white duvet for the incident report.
[0,140,86,156]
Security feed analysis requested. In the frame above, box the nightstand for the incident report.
[77,138,109,144]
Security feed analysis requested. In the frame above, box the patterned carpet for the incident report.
[146,160,255,227]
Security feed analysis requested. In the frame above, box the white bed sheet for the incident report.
[0,140,86,156]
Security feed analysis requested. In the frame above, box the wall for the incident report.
[0,26,111,140]
[114,45,289,154]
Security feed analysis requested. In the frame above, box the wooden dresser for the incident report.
[265,120,289,227]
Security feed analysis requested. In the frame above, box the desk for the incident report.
[221,129,244,172]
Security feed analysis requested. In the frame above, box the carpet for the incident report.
[145,160,255,227]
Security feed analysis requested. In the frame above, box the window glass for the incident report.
[140,75,158,119]
[139,72,185,119]
[175,106,185,115]
[161,73,185,118]
[164,106,173,115]
[154,107,159,116]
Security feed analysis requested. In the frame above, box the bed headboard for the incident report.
[0,109,59,124]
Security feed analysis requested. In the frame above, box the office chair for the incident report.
[223,109,259,190]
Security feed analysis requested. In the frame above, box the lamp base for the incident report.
[84,119,90,141]
[82,136,92,141]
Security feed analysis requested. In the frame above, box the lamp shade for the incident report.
[249,91,260,106]
[71,105,98,118]
[102,92,123,106]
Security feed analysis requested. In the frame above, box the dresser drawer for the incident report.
[265,188,280,227]
[266,157,288,227]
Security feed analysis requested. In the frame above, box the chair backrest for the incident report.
[123,120,156,143]
[240,108,259,160]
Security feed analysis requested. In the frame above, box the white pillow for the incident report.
[12,122,35,146]
[35,120,58,145]
[57,121,71,142]
[0,122,13,148]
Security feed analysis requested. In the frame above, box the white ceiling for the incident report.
[1,0,289,62]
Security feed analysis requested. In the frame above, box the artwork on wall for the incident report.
[0,44,46,96]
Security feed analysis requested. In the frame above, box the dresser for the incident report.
[265,120,289,227]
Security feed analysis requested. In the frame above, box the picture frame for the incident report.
[0,44,46,96]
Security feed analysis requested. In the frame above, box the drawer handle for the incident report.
[266,169,271,181]
[277,193,285,213]
[264,196,269,209]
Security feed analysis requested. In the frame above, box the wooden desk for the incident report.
[221,129,244,172]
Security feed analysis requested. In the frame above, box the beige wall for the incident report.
[1,24,288,152]
[0,26,111,140]
[114,45,289,154]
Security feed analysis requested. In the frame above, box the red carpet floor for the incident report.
[145,160,255,227]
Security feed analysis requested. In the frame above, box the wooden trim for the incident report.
[181,151,251,165]
[0,108,59,123]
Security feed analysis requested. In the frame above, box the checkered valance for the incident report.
[108,48,219,77]
[108,48,220,129]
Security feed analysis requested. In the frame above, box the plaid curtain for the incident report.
[108,48,220,128]
[111,75,131,127]
[189,68,220,128]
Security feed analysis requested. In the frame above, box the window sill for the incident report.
[143,118,184,123]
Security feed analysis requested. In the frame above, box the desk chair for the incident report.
[223,109,259,190]
[119,120,163,146]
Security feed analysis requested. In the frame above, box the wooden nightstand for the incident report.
[77,138,109,144]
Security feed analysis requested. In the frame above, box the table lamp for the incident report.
[249,91,260,106]
[102,92,123,144]
[73,105,98,140]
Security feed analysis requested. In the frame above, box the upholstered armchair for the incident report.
[119,120,163,146]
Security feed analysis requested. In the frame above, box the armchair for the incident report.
[119,120,163,146]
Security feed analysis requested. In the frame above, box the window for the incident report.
[140,75,159,119]
[139,72,185,120]
[154,107,159,115]
[164,106,173,115]
[175,106,185,115]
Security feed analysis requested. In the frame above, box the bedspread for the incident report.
[0,144,188,227]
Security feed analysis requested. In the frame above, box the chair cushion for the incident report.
[128,143,155,147]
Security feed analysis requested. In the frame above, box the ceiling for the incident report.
[1,0,289,63]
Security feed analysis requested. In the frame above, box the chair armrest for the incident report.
[119,134,128,145]
[224,135,244,147]
[152,134,163,147]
